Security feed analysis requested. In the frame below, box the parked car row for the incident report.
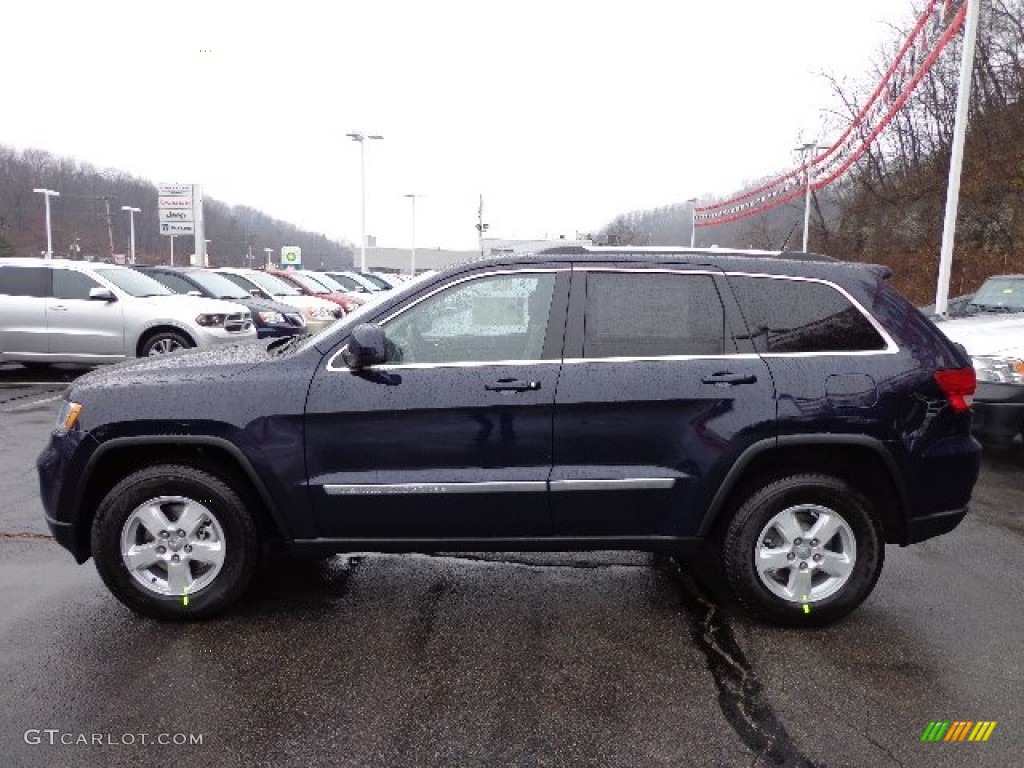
[0,258,405,366]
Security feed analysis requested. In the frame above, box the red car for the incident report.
[267,269,366,314]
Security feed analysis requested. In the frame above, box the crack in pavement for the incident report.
[661,556,821,768]
[863,733,904,768]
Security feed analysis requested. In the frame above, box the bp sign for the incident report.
[281,246,302,269]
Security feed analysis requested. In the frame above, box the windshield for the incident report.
[238,271,302,296]
[287,272,333,293]
[359,273,392,290]
[186,271,252,299]
[310,273,347,292]
[969,278,1024,312]
[326,273,366,291]
[93,267,173,297]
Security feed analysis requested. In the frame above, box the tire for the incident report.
[91,464,259,620]
[139,330,192,357]
[721,473,884,627]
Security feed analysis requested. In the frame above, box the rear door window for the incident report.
[728,275,887,353]
[582,272,726,358]
[0,266,50,298]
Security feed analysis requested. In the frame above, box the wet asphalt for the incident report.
[1,363,1022,767]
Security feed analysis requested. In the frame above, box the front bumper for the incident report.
[256,324,303,339]
[191,326,258,348]
[37,428,98,563]
[972,382,1024,442]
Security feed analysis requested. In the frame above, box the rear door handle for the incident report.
[486,378,541,393]
[701,372,757,387]
[51,305,68,311]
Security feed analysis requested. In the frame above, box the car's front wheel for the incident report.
[140,330,192,357]
[721,474,884,627]
[91,465,259,620]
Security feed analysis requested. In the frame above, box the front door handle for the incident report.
[486,378,541,393]
[702,371,757,387]
[50,305,68,312]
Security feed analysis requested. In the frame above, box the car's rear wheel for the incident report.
[140,330,192,357]
[91,465,259,620]
[721,474,884,627]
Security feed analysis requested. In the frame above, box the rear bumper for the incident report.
[904,505,968,544]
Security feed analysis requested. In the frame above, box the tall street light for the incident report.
[795,142,828,252]
[686,197,699,248]
[121,206,141,265]
[346,132,384,273]
[264,247,273,268]
[402,193,423,275]
[33,188,60,259]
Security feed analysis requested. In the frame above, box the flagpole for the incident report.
[935,0,979,315]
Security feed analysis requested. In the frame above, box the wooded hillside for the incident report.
[601,0,1024,304]
[0,146,355,269]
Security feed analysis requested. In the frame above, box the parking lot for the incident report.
[1,363,1022,768]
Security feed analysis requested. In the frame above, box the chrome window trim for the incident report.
[326,268,568,372]
[325,265,899,372]
[549,478,677,492]
[324,481,547,496]
[721,271,899,355]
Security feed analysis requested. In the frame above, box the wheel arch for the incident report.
[74,436,290,561]
[134,324,196,357]
[700,435,910,545]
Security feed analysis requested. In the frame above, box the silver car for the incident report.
[0,258,256,366]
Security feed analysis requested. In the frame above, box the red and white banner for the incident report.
[694,0,968,229]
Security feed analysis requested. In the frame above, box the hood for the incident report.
[72,339,273,390]
[938,314,1024,358]
[146,294,252,316]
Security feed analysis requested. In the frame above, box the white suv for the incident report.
[0,258,256,366]
[935,277,1024,443]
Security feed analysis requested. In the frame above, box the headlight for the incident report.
[195,313,228,327]
[972,356,1024,384]
[256,311,285,324]
[55,400,83,433]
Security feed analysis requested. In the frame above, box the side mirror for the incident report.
[342,323,388,369]
[88,287,116,302]
[250,288,263,297]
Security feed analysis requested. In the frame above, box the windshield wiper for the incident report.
[268,333,311,356]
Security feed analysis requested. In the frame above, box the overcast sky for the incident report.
[4,0,906,252]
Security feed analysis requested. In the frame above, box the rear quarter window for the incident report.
[728,275,887,353]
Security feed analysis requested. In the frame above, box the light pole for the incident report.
[795,143,827,252]
[264,247,273,268]
[686,197,699,248]
[121,206,141,264]
[936,0,982,315]
[346,132,384,273]
[169,235,176,266]
[204,239,211,267]
[402,193,422,275]
[33,188,60,259]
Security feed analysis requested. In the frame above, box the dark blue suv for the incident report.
[37,248,981,625]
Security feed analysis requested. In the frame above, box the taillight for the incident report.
[934,367,976,412]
